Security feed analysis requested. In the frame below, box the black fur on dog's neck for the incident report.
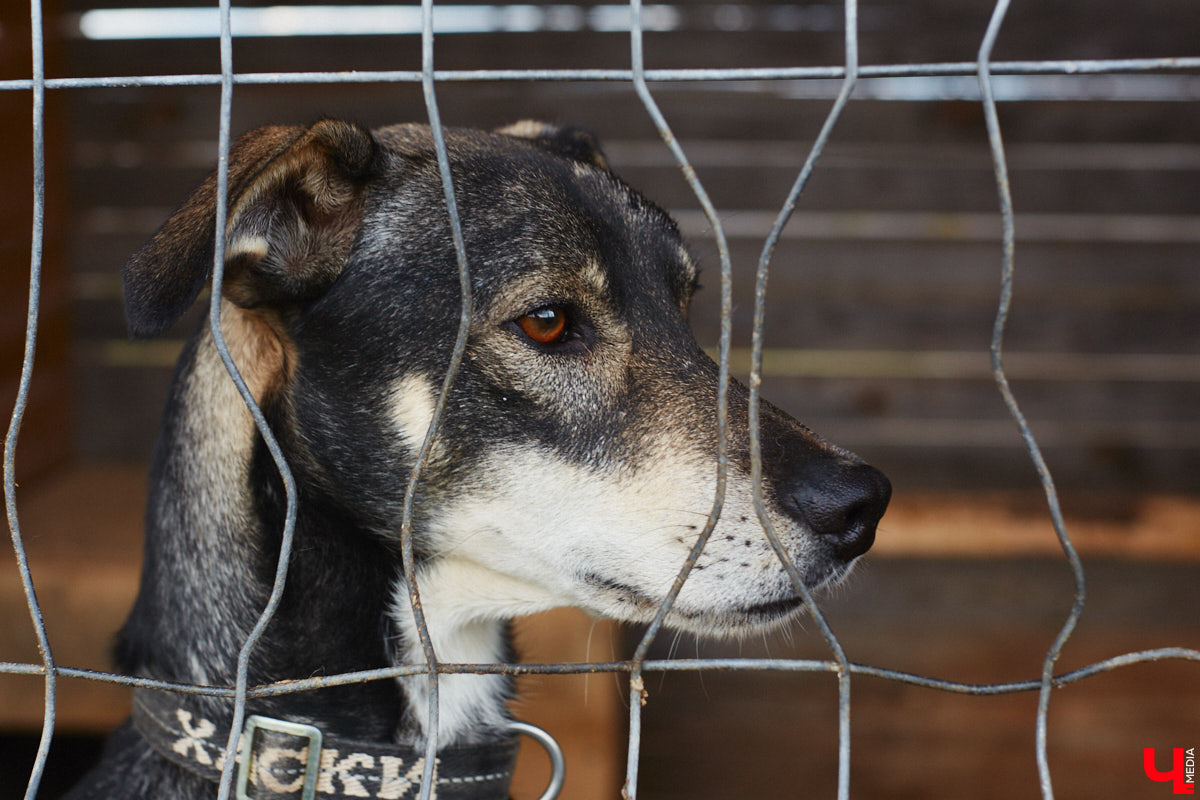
[114,324,485,749]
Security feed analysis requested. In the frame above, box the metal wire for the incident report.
[4,645,1199,696]
[748,2,859,796]
[198,0,307,795]
[3,57,1200,92]
[622,0,735,794]
[4,3,55,799]
[397,0,485,794]
[5,1,1200,798]
[976,4,1088,798]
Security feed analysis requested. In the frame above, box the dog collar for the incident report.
[132,689,530,800]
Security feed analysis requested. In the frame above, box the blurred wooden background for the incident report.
[2,0,1198,797]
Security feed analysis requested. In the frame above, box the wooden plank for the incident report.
[638,651,1200,799]
[878,491,1200,561]
[70,293,1200,355]
[55,1,1200,76]
[67,152,1200,216]
[0,465,146,731]
[637,557,1200,800]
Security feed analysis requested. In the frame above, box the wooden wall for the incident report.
[52,0,1199,497]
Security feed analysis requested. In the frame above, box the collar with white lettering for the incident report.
[132,689,520,800]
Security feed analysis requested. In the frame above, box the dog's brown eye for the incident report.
[517,306,568,344]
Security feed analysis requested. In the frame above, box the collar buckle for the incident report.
[237,715,324,800]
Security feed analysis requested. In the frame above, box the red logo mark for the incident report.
[1145,748,1196,795]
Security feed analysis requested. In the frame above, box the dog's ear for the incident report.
[123,119,381,338]
[498,120,610,172]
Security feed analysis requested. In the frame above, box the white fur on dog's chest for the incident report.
[390,558,569,745]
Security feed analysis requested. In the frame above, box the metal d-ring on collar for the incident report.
[507,721,565,800]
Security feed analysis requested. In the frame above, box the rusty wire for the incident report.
[4,0,1200,799]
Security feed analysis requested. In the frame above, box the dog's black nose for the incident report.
[783,460,892,561]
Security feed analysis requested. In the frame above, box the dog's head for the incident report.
[125,118,890,638]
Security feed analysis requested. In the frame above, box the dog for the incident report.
[65,119,890,799]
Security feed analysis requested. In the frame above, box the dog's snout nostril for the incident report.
[786,461,892,562]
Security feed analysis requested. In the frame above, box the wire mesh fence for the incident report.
[4,1,1200,799]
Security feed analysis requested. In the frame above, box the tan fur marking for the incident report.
[225,234,270,264]
[218,300,292,403]
[495,120,550,140]
[580,258,608,296]
[388,375,439,456]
